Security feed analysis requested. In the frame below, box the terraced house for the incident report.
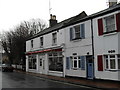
[26,1,120,81]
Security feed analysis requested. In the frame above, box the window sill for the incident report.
[103,30,117,37]
[52,43,57,46]
[71,38,82,42]
[40,46,43,48]
[48,70,63,73]
[105,69,119,71]
[72,68,81,70]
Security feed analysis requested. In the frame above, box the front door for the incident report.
[86,55,94,79]
[39,55,45,74]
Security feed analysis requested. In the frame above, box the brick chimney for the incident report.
[108,0,117,7]
[49,14,57,27]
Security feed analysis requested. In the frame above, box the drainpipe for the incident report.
[90,18,95,79]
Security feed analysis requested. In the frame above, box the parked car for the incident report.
[1,64,14,72]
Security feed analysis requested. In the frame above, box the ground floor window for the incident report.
[48,52,63,72]
[104,54,120,70]
[28,55,36,69]
[71,56,81,69]
[66,55,86,70]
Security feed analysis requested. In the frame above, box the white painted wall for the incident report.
[93,11,120,81]
[26,29,65,52]
[26,29,65,76]
[26,56,29,72]
[26,41,31,52]
[64,20,92,78]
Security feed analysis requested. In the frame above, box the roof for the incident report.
[27,3,120,41]
[27,11,87,40]
[73,3,120,24]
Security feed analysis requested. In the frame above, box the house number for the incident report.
[108,50,115,53]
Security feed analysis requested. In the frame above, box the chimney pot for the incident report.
[109,0,117,7]
[49,14,57,27]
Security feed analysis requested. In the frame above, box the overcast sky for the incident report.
[0,0,119,32]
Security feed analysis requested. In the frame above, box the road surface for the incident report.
[1,71,98,90]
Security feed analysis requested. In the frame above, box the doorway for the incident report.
[39,54,45,74]
[86,55,94,79]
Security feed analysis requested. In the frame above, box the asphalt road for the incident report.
[1,71,98,90]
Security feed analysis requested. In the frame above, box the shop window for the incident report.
[28,55,36,69]
[48,52,63,72]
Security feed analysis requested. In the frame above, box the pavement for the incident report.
[15,70,120,89]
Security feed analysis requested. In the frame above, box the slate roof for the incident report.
[27,11,87,40]
[27,3,120,41]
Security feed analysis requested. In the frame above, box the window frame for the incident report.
[74,25,81,39]
[103,15,117,34]
[28,55,36,69]
[40,36,43,47]
[52,32,57,45]
[117,55,120,69]
[104,54,120,70]
[72,56,81,69]
[31,40,33,48]
[48,52,63,72]
[70,23,85,41]
[39,58,42,66]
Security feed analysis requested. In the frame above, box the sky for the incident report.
[0,0,119,32]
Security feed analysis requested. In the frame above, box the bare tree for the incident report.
[1,18,47,68]
[23,18,48,35]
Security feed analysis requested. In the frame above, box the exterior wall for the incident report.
[0,41,2,64]
[25,9,120,81]
[93,11,120,81]
[26,56,29,72]
[65,20,92,78]
[118,32,120,80]
[26,29,65,52]
[26,29,65,77]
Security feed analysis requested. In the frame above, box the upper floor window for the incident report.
[70,24,85,41]
[98,13,120,36]
[104,15,116,33]
[31,40,33,48]
[52,33,57,45]
[40,37,43,47]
